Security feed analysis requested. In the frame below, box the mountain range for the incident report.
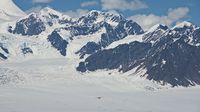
[0,0,200,87]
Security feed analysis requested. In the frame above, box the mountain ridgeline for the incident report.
[1,7,200,87]
[77,22,200,87]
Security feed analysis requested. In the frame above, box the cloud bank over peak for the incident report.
[32,0,53,3]
[81,1,98,7]
[101,0,147,11]
[129,7,189,30]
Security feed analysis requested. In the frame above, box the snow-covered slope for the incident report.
[0,0,26,22]
[106,34,143,49]
[0,1,200,112]
[0,1,200,87]
[1,58,200,112]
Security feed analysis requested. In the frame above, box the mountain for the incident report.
[143,24,168,43]
[0,0,26,22]
[77,22,200,87]
[0,2,200,87]
[144,22,200,86]
[77,10,126,26]
[1,7,144,60]
[8,7,72,36]
[47,10,144,57]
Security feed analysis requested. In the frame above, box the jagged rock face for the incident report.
[8,7,72,36]
[99,22,126,48]
[143,24,168,43]
[64,22,104,37]
[77,42,151,72]
[173,25,195,36]
[101,20,144,47]
[78,11,99,25]
[11,14,46,36]
[7,9,144,58]
[77,23,200,87]
[46,11,143,58]
[48,31,68,56]
[76,42,101,59]
[45,10,143,58]
[76,20,144,58]
[77,10,126,26]
[145,34,200,86]
[169,22,200,46]
[123,20,144,35]
[100,23,117,47]
[192,28,200,45]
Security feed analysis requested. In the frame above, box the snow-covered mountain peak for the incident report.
[172,21,199,31]
[39,7,60,16]
[78,10,126,26]
[174,21,193,28]
[7,6,74,36]
[40,7,58,13]
[34,7,71,20]
[39,7,71,20]
[87,10,102,16]
[17,7,71,23]
[143,24,168,43]
[87,10,123,18]
[169,21,199,37]
[146,24,168,33]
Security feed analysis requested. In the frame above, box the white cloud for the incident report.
[25,6,43,14]
[64,9,90,18]
[32,0,52,3]
[129,7,189,30]
[81,1,98,7]
[101,0,147,11]
[167,7,189,21]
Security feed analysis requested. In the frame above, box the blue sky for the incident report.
[14,0,200,30]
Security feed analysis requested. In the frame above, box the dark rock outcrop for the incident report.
[48,31,68,56]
